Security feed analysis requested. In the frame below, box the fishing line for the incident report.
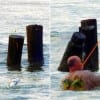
[82,42,98,66]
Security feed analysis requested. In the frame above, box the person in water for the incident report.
[62,56,100,90]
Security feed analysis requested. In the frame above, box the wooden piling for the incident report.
[7,35,24,71]
[26,25,43,71]
[79,19,99,71]
[58,32,86,72]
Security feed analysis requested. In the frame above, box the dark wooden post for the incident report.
[26,25,44,71]
[58,32,86,72]
[79,19,99,71]
[7,35,24,71]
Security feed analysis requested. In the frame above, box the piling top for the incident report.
[26,24,43,30]
[9,35,24,39]
[81,19,97,27]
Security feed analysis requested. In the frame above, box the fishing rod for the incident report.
[82,42,98,66]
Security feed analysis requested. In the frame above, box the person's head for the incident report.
[67,56,83,72]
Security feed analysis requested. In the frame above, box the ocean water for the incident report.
[0,0,50,100]
[1,0,100,100]
[51,0,100,100]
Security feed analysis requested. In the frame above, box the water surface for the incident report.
[51,0,100,100]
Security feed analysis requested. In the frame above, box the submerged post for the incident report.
[7,35,24,71]
[79,19,99,71]
[26,25,44,71]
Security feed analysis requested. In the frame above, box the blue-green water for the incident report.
[51,0,100,100]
